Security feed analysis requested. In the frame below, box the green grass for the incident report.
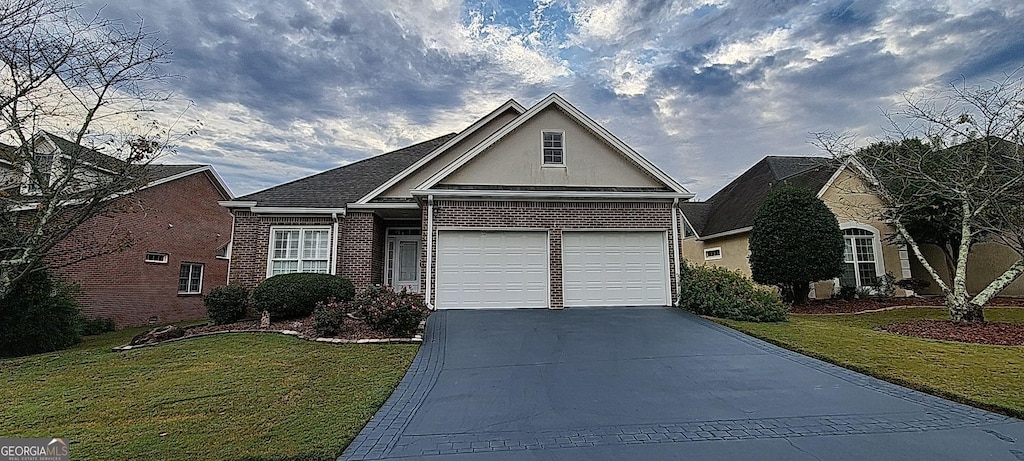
[717,308,1024,418]
[0,327,418,461]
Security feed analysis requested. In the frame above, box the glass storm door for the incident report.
[388,235,421,292]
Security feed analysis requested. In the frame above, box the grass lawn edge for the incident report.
[709,316,1024,420]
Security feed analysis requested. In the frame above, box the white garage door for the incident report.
[435,231,548,309]
[562,231,669,307]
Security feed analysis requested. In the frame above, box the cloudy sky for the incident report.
[84,0,1024,199]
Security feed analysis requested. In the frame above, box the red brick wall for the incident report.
[423,200,679,308]
[47,172,231,328]
[228,212,336,288]
[227,211,381,291]
[339,212,383,288]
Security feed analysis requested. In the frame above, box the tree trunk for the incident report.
[791,282,810,305]
[962,303,985,323]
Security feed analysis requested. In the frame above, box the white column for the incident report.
[425,195,435,309]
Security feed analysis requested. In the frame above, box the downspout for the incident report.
[225,210,235,284]
[671,199,681,304]
[330,212,340,275]
[425,195,435,310]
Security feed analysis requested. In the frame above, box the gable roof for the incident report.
[231,133,457,208]
[680,156,836,239]
[42,132,127,172]
[354,99,526,204]
[414,93,692,196]
[2,133,233,203]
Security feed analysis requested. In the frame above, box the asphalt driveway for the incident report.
[341,307,1024,460]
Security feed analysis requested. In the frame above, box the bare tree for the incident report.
[815,72,1024,322]
[0,0,181,299]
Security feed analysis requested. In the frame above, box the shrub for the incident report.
[204,285,250,325]
[355,286,429,337]
[251,273,355,319]
[80,317,116,336]
[896,278,931,292]
[677,261,787,322]
[749,186,845,304]
[0,270,83,357]
[313,301,348,337]
[836,285,857,301]
[870,273,897,299]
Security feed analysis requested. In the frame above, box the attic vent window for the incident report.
[542,131,564,165]
[704,247,722,260]
[145,252,169,264]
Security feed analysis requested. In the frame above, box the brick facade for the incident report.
[47,172,232,328]
[423,200,680,309]
[227,211,385,291]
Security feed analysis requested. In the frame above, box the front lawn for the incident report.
[718,308,1024,418]
[0,327,418,461]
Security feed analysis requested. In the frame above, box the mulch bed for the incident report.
[880,320,1024,346]
[790,296,1024,315]
[187,315,392,341]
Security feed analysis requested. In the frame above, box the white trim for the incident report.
[177,262,205,295]
[414,93,691,194]
[355,99,526,204]
[540,129,566,166]
[839,221,887,287]
[144,165,234,199]
[144,252,169,264]
[817,156,878,198]
[671,199,681,289]
[425,195,435,309]
[266,225,334,278]
[225,211,235,284]
[346,203,420,210]
[410,189,692,200]
[219,200,257,208]
[330,213,340,275]
[698,226,753,241]
[704,247,723,260]
[250,207,348,215]
[435,226,552,231]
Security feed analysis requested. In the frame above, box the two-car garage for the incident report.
[433,230,670,309]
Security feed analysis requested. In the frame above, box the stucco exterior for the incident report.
[380,109,520,198]
[442,106,665,188]
[680,166,914,299]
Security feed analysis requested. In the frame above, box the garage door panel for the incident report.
[436,231,548,309]
[563,231,669,307]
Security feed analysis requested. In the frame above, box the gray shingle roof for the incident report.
[682,156,837,238]
[144,164,207,182]
[235,133,458,208]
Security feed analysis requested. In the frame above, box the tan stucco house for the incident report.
[678,155,1024,298]
[221,94,694,309]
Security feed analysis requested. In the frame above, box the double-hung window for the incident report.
[27,152,55,193]
[840,228,879,288]
[178,263,204,294]
[542,131,564,165]
[269,227,331,276]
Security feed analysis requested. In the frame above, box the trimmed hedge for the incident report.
[251,273,355,319]
[678,261,787,323]
[355,286,428,337]
[204,285,250,325]
[0,270,83,357]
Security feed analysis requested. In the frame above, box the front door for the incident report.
[388,235,421,292]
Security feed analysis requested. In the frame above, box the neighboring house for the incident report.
[222,94,694,309]
[678,155,1024,298]
[1,132,234,327]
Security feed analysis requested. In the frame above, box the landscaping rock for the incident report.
[130,325,186,345]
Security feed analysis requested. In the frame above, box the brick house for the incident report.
[222,94,694,309]
[2,133,234,327]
